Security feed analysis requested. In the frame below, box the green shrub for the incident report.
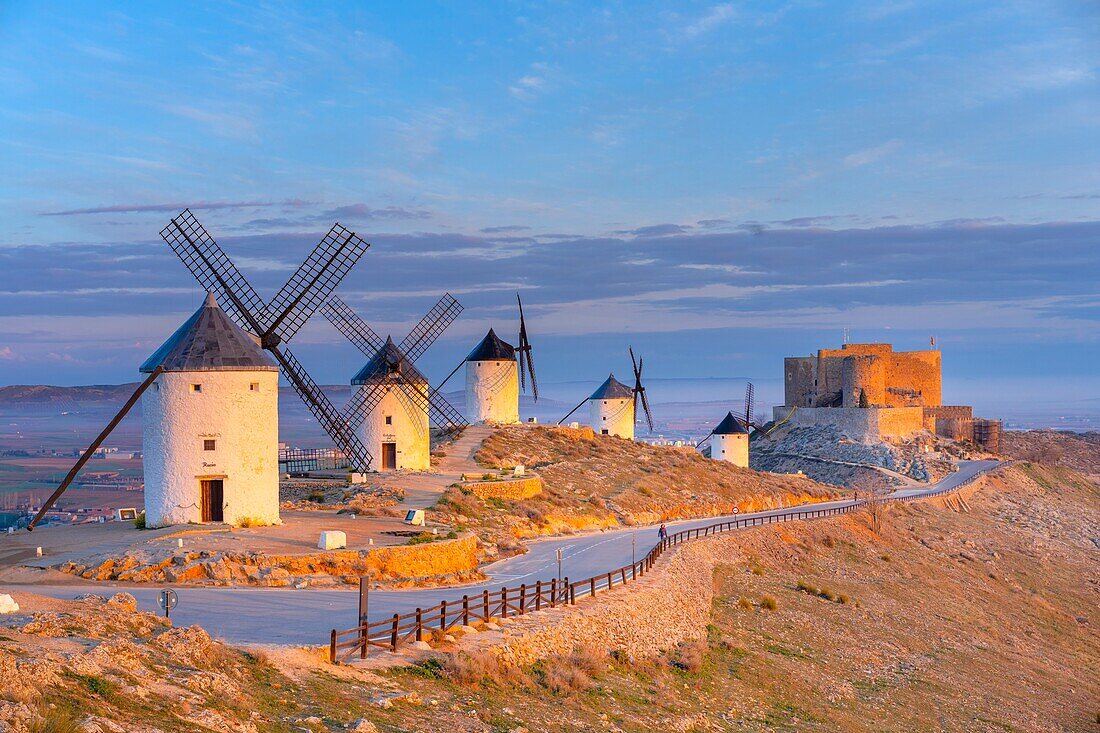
[307,490,326,503]
[133,512,145,530]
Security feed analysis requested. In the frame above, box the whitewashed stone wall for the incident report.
[465,359,520,425]
[142,370,279,528]
[360,383,430,471]
[590,397,635,440]
[711,432,749,467]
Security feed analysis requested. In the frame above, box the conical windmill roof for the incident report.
[713,411,749,434]
[140,292,277,373]
[351,336,429,385]
[590,373,633,400]
[465,328,515,362]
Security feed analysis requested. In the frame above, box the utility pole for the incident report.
[556,547,563,583]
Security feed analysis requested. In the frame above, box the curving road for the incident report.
[10,460,999,646]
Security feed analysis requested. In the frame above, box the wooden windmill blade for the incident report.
[557,395,589,424]
[629,347,654,432]
[744,382,755,428]
[320,296,386,358]
[27,366,165,531]
[161,210,374,470]
[516,293,538,400]
[263,224,370,345]
[273,346,374,471]
[425,384,467,433]
[160,210,269,335]
[398,293,463,363]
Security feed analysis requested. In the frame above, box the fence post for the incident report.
[440,599,448,631]
[390,614,399,651]
[590,576,597,597]
[329,629,337,664]
[415,608,423,642]
[550,578,557,608]
[482,589,490,621]
[358,576,369,660]
[567,577,575,605]
[621,567,627,584]
[519,583,527,614]
[462,595,470,626]
[535,580,542,611]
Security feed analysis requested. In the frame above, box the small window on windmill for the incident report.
[190,383,202,393]
[385,415,393,425]
[249,382,260,392]
[203,439,216,451]
[601,429,609,435]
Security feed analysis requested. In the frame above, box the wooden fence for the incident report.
[329,466,994,663]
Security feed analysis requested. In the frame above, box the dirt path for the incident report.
[373,425,496,509]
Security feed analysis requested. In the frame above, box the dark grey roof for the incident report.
[351,336,429,385]
[590,373,633,400]
[713,411,749,434]
[140,292,278,373]
[465,328,515,362]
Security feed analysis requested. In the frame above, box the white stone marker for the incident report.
[318,530,347,550]
[0,594,19,614]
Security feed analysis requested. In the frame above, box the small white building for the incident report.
[710,411,749,467]
[464,328,519,425]
[353,337,430,472]
[589,373,635,440]
[140,293,280,528]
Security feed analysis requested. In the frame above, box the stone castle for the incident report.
[776,342,1000,451]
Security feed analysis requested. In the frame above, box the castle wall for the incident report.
[360,383,430,471]
[783,343,943,410]
[887,350,941,407]
[783,357,816,408]
[842,355,887,407]
[590,397,634,440]
[465,359,520,425]
[142,369,279,528]
[774,405,925,442]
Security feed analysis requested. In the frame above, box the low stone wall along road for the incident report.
[13,460,1000,647]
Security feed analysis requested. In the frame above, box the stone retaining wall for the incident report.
[466,476,543,501]
[482,533,736,667]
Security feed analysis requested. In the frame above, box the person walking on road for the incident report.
[658,523,668,541]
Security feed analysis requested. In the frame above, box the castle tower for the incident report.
[464,328,519,425]
[710,411,749,467]
[589,373,635,439]
[140,293,280,528]
[352,337,430,472]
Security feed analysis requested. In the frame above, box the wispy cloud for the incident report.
[843,140,902,168]
[509,62,555,100]
[41,200,313,217]
[682,4,736,38]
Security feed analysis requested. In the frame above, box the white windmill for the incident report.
[559,348,653,440]
[322,295,467,472]
[26,210,370,531]
[697,383,759,468]
[438,294,538,425]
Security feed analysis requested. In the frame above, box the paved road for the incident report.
[8,460,999,646]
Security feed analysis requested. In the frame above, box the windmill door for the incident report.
[201,479,224,522]
[381,443,397,470]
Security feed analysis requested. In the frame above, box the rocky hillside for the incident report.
[2,462,1096,732]
[750,424,955,490]
[1002,429,1100,477]
[436,425,836,558]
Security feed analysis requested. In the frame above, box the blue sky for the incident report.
[0,2,1098,420]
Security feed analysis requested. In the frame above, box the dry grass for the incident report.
[444,650,528,687]
[26,709,82,733]
[669,639,707,673]
[441,425,838,550]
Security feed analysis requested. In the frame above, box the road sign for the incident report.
[158,589,178,618]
